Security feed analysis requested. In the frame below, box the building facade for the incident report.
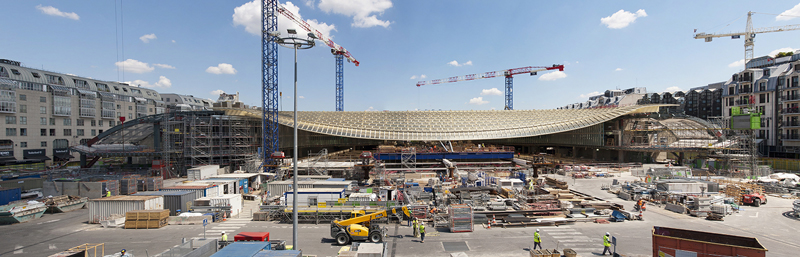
[159,93,213,112]
[0,59,164,166]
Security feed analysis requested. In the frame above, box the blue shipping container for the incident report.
[252,250,302,257]
[0,188,22,206]
[211,242,271,257]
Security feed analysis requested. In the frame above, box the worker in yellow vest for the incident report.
[412,218,419,237]
[221,231,228,242]
[533,228,542,250]
[602,232,611,255]
[419,223,426,243]
[106,188,111,197]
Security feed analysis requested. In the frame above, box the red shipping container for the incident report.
[234,232,270,242]
[652,226,767,257]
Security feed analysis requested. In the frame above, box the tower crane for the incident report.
[277,3,360,112]
[416,65,564,110]
[694,11,800,68]
[261,0,359,173]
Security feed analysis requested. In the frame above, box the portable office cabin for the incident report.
[187,165,220,181]
[283,188,345,206]
[207,177,249,194]
[134,190,197,216]
[88,195,164,223]
[160,185,220,199]
[195,179,240,194]
[212,172,265,188]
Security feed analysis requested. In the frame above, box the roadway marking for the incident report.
[557,239,596,243]
[551,236,589,239]
[49,244,57,250]
[750,212,759,218]
[37,219,61,225]
[545,232,582,235]
[13,246,22,254]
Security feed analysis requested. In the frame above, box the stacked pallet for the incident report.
[137,177,163,191]
[545,177,568,190]
[714,179,764,204]
[119,175,138,195]
[449,204,473,233]
[125,209,169,229]
[530,249,560,257]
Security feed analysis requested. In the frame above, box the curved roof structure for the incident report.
[221,105,665,141]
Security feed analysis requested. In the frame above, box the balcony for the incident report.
[738,88,753,94]
[735,99,752,106]
[782,134,800,140]
[783,108,800,115]
[782,95,800,102]
[784,121,800,127]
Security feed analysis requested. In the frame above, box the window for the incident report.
[759,82,766,92]
[149,108,153,112]
[49,129,55,136]
[5,116,15,124]
[166,98,170,102]
[45,74,64,85]
[96,83,109,92]
[20,128,26,136]
[99,129,103,134]
[760,94,766,103]
[40,106,46,114]
[40,96,46,103]
[19,94,26,101]
[128,106,132,110]
[91,129,96,136]
[76,119,84,126]
[19,104,26,113]
[63,118,71,126]
[73,79,89,89]
[20,142,27,148]
[110,122,114,128]
[98,120,103,126]
[49,118,55,125]
[728,87,734,94]
[41,141,47,147]
[77,129,84,136]
[63,129,71,136]
[20,116,26,125]
[5,128,15,136]
[31,72,40,78]
[40,129,46,136]
[10,69,20,75]
[40,117,46,125]
[91,120,96,126]
[122,88,128,92]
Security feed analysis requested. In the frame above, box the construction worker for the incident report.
[419,222,426,243]
[413,218,419,237]
[533,228,542,250]
[120,249,130,257]
[221,231,227,242]
[106,188,111,197]
[602,232,612,256]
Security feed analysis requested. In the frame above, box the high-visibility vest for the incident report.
[419,225,425,234]
[534,232,541,243]
[222,234,228,241]
[603,235,610,247]
[106,191,111,197]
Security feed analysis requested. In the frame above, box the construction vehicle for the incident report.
[330,206,412,245]
[741,189,767,207]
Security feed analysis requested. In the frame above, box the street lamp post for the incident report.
[273,28,315,251]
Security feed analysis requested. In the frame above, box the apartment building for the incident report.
[0,59,164,166]
[684,82,723,120]
[160,93,213,112]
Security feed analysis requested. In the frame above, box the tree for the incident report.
[775,51,794,58]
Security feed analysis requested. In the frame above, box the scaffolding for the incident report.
[708,115,766,177]
[307,148,329,175]
[401,147,416,170]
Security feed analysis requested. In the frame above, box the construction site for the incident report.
[3,2,800,257]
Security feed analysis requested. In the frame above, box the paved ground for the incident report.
[2,172,799,257]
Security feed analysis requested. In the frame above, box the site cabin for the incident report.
[283,188,345,206]
[499,179,523,190]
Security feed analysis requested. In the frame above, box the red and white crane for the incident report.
[277,4,358,111]
[416,65,564,110]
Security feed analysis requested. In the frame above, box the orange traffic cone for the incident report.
[223,212,228,221]
[487,222,491,229]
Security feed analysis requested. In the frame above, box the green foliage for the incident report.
[775,51,794,58]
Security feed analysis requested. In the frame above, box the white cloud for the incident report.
[728,59,745,68]
[36,5,79,20]
[139,34,157,43]
[410,75,417,80]
[769,47,798,57]
[448,60,473,67]
[410,74,426,80]
[206,63,237,75]
[128,76,172,89]
[600,9,647,29]
[299,96,305,99]
[153,63,175,69]
[233,1,336,40]
[538,71,567,81]
[664,86,682,93]
[481,88,502,96]
[468,97,489,105]
[579,91,602,99]
[777,3,800,21]
[171,40,176,43]
[210,90,225,96]
[366,106,376,111]
[115,59,154,73]
[318,0,393,28]
[420,74,426,79]
[615,68,623,71]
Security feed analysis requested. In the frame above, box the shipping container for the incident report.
[210,241,270,257]
[652,226,767,257]
[161,185,220,199]
[0,177,44,191]
[252,250,302,257]
[134,191,197,216]
[211,194,243,216]
[265,180,314,197]
[199,178,241,194]
[88,195,164,223]
[0,187,22,205]
[206,178,248,194]
[188,165,220,181]
[284,188,345,206]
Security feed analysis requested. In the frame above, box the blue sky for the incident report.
[3,1,800,111]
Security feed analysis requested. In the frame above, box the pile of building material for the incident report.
[449,204,473,232]
[125,209,169,229]
[88,195,164,223]
[530,249,560,257]
[119,175,138,195]
[717,180,764,205]
[41,195,88,213]
[137,177,163,191]
[545,177,568,190]
[687,196,711,217]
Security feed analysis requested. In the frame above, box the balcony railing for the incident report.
[784,121,800,127]
[735,99,752,106]
[782,134,800,140]
[783,108,800,114]
[782,95,800,101]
